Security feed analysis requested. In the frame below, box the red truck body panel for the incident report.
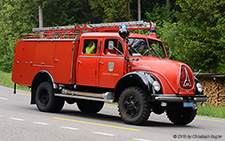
[12,40,76,86]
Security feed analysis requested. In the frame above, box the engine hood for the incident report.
[131,57,195,94]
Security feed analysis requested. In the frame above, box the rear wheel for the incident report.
[166,103,196,125]
[118,87,151,125]
[35,82,64,112]
[77,100,104,113]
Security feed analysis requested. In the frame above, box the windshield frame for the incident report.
[127,37,167,59]
[148,39,167,59]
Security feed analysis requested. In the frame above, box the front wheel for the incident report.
[118,87,151,125]
[166,103,197,125]
[35,82,64,112]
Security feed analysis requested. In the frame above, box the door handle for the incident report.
[99,61,103,64]
[78,60,82,64]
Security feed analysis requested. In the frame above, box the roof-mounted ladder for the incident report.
[32,21,152,33]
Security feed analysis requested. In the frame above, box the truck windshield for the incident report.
[128,38,166,58]
[148,39,166,59]
[128,38,150,56]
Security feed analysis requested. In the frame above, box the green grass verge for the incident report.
[0,70,224,118]
[0,70,30,91]
[197,103,225,118]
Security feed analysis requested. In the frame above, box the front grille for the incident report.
[179,64,194,91]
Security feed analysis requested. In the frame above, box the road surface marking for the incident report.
[52,117,141,131]
[0,115,2,117]
[9,117,25,121]
[92,131,115,137]
[104,105,118,109]
[60,126,80,131]
[0,97,9,100]
[133,138,152,141]
[33,122,50,125]
[195,117,225,123]
[16,92,31,96]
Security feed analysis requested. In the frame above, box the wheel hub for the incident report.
[124,96,140,117]
[39,89,49,105]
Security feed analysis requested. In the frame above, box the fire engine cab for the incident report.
[12,21,207,125]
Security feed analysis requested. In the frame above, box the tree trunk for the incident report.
[167,0,170,19]
[138,0,141,21]
[2,11,7,55]
[39,3,43,28]
[126,0,130,20]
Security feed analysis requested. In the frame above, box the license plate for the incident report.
[183,102,193,107]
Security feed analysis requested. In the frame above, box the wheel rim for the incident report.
[124,95,140,118]
[39,89,49,106]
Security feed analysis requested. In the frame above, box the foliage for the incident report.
[0,0,38,72]
[89,0,131,22]
[144,3,175,38]
[173,0,225,73]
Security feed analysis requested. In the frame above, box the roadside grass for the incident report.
[0,70,30,91]
[197,103,225,119]
[0,70,224,118]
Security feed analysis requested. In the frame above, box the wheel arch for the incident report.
[31,70,54,104]
[114,71,156,102]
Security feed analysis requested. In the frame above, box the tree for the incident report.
[89,0,131,22]
[161,0,225,73]
[0,0,38,72]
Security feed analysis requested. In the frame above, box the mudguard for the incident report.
[114,71,159,101]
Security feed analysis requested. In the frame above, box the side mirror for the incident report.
[168,48,172,59]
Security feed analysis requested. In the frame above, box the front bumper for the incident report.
[152,94,207,102]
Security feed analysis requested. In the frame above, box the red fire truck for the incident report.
[12,21,207,125]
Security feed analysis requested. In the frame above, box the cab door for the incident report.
[77,39,99,86]
[98,38,125,88]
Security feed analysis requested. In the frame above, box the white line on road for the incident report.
[0,115,2,117]
[133,138,152,141]
[33,122,50,125]
[9,117,25,121]
[0,97,9,100]
[60,126,80,131]
[92,131,116,137]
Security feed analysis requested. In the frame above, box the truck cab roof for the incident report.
[82,32,162,42]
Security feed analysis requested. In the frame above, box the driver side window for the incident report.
[104,39,124,55]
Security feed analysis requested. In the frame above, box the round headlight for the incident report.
[153,81,161,92]
[196,83,203,93]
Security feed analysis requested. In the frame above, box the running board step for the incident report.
[55,89,114,102]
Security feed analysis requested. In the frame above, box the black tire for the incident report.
[35,82,64,112]
[166,103,197,125]
[118,87,151,125]
[77,100,104,113]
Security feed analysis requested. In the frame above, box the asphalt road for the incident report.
[0,85,224,141]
